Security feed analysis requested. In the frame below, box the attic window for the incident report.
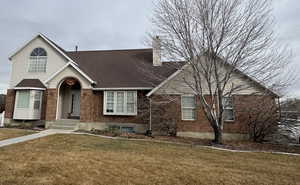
[28,48,47,72]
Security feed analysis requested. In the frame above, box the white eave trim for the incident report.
[93,87,153,91]
[14,87,46,91]
[44,62,96,84]
[146,64,188,97]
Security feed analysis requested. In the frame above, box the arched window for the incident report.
[28,48,47,72]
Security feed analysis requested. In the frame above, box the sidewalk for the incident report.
[0,129,73,148]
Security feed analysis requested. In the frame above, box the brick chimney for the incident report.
[152,36,162,66]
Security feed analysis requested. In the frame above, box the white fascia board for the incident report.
[93,87,153,91]
[146,64,188,97]
[14,87,46,91]
[44,62,96,85]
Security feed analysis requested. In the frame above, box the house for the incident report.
[0,94,5,113]
[4,33,278,140]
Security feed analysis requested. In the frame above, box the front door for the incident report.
[71,90,80,118]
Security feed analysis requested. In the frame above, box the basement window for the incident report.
[103,91,137,116]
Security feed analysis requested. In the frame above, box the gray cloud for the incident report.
[0,0,299,97]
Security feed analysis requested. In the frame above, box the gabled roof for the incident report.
[66,49,182,88]
[10,34,278,95]
[10,33,96,85]
[15,79,46,90]
[9,33,74,63]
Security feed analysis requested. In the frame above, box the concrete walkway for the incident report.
[0,129,73,148]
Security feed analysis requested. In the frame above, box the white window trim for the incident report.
[223,96,235,122]
[181,95,196,121]
[103,91,137,116]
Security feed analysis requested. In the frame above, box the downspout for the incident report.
[149,97,152,131]
[146,96,153,136]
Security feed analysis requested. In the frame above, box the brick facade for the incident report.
[80,89,149,124]
[4,86,275,136]
[4,89,15,119]
[150,94,276,134]
[40,90,48,120]
[45,89,58,121]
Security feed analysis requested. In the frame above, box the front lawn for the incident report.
[0,128,36,141]
[0,134,299,185]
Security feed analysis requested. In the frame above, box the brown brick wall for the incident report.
[150,94,276,134]
[40,90,48,120]
[45,89,58,121]
[4,89,15,119]
[80,89,149,124]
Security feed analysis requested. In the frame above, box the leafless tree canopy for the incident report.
[150,0,294,143]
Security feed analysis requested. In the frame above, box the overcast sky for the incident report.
[0,0,299,97]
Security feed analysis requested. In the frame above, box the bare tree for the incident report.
[236,96,279,142]
[150,0,294,144]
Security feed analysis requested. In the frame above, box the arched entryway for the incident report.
[57,77,81,120]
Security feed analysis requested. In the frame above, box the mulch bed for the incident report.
[77,130,300,154]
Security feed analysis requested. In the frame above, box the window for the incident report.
[181,95,196,120]
[34,91,42,110]
[127,91,135,113]
[106,92,114,113]
[16,91,30,108]
[223,97,234,121]
[116,92,125,113]
[104,91,137,115]
[28,48,47,72]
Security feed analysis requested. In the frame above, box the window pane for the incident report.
[29,51,47,72]
[30,48,47,56]
[181,96,196,120]
[106,92,114,113]
[182,96,195,108]
[224,109,234,121]
[127,92,135,113]
[116,92,124,113]
[223,97,233,108]
[182,108,195,120]
[127,92,134,103]
[34,91,42,110]
[17,91,30,108]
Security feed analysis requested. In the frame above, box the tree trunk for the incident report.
[213,127,223,144]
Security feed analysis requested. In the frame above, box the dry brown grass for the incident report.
[0,134,299,185]
[0,128,36,141]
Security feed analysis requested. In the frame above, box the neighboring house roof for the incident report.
[15,79,46,90]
